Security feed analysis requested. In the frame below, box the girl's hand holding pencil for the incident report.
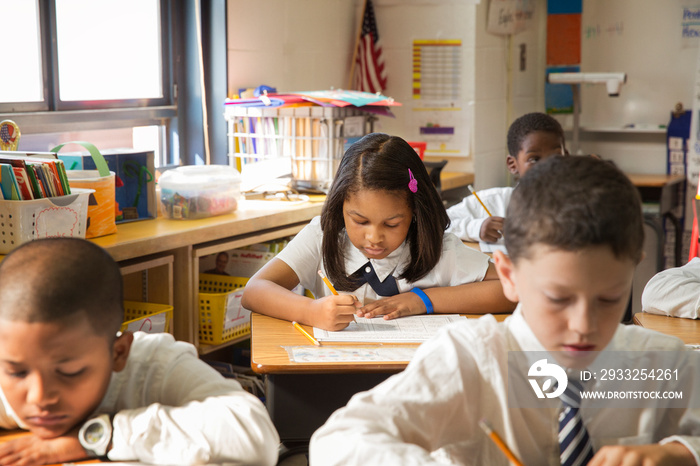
[312,270,361,331]
[309,294,361,331]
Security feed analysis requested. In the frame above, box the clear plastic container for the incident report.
[159,165,241,220]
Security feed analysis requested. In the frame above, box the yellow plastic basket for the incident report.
[121,301,173,334]
[198,274,250,345]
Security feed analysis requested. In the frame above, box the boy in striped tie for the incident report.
[311,155,700,465]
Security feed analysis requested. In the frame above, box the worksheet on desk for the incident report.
[313,314,467,342]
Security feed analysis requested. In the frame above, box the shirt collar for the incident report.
[343,233,410,282]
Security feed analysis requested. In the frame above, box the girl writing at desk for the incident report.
[242,133,514,331]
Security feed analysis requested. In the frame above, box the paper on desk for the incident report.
[478,241,508,254]
[284,345,418,363]
[313,314,466,342]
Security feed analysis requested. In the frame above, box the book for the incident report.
[12,167,34,200]
[0,164,20,200]
[25,164,43,199]
[0,154,73,199]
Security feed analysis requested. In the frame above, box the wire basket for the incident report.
[199,274,251,345]
[121,301,173,334]
[225,105,374,193]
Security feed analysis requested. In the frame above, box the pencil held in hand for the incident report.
[478,419,524,466]
[468,185,493,217]
[318,269,338,295]
[319,269,357,322]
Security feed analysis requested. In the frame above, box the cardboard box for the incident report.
[59,149,156,223]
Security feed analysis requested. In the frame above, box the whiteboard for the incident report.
[578,0,698,129]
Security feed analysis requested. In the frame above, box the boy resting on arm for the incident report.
[0,238,279,465]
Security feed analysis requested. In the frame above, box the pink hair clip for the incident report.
[408,169,418,193]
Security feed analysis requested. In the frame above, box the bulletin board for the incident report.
[577,0,698,129]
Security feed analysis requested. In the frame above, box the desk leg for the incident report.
[172,245,195,343]
[266,372,394,442]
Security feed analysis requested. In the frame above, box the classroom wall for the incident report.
[554,0,698,174]
[226,0,547,190]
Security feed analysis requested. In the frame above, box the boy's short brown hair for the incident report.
[504,155,644,264]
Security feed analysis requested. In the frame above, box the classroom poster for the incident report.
[486,0,535,36]
[409,40,470,157]
[682,5,700,48]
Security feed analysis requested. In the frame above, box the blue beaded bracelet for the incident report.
[410,287,434,314]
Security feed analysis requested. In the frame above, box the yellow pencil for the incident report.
[478,419,525,466]
[318,269,338,295]
[468,185,493,217]
[318,270,357,322]
[292,321,321,346]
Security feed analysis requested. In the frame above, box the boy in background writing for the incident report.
[0,238,279,465]
[446,112,566,248]
[310,155,700,465]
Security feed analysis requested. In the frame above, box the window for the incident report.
[55,0,164,103]
[0,1,43,105]
[0,0,176,166]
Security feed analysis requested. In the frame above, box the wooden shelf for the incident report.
[91,199,324,349]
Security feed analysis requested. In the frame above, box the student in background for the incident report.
[204,251,231,275]
[641,257,700,318]
[310,156,700,465]
[446,112,566,246]
[0,238,279,466]
[242,133,515,331]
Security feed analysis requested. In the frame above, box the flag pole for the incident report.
[347,0,369,90]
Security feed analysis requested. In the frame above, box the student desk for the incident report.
[633,312,700,345]
[251,312,510,442]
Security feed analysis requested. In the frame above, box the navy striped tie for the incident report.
[559,379,594,466]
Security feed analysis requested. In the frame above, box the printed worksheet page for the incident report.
[313,314,466,342]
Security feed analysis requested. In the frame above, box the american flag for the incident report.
[353,0,387,93]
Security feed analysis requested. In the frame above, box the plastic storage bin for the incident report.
[0,188,93,254]
[198,274,250,345]
[159,165,241,220]
[121,301,173,334]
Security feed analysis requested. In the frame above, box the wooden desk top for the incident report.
[627,173,685,188]
[440,171,474,191]
[633,312,700,344]
[251,312,510,374]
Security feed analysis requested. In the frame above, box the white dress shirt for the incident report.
[446,186,513,251]
[310,305,700,465]
[0,332,280,466]
[274,216,490,304]
[642,257,700,319]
